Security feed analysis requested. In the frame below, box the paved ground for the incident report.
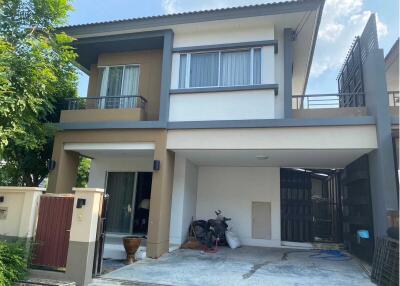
[90,246,374,286]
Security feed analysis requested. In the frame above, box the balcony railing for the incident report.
[65,95,147,110]
[292,93,365,109]
[388,91,399,107]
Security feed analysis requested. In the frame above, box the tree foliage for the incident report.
[0,0,78,186]
[0,240,28,286]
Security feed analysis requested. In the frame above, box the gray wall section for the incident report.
[363,49,398,236]
[159,30,174,123]
[284,28,293,118]
[66,241,96,286]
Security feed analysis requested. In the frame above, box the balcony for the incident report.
[292,93,367,119]
[60,95,147,123]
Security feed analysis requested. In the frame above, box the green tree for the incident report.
[0,0,78,186]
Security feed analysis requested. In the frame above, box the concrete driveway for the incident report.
[90,246,374,286]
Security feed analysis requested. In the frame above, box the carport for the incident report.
[90,246,373,286]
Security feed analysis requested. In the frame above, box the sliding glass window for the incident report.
[178,47,262,89]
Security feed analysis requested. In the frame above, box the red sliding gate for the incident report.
[32,195,74,270]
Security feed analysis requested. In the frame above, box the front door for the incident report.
[105,172,137,234]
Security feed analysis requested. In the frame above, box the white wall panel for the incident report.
[169,90,275,121]
[196,166,281,247]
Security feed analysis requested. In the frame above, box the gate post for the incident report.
[65,188,104,286]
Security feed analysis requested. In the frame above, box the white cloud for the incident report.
[310,0,388,79]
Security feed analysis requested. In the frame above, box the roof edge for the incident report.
[60,0,324,37]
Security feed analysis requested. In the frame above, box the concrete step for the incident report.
[17,278,76,286]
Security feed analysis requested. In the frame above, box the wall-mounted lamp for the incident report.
[153,160,160,171]
[47,159,56,171]
[76,198,86,208]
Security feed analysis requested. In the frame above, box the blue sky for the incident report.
[68,0,399,96]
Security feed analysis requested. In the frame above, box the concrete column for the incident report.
[147,137,175,258]
[169,154,198,245]
[0,187,44,239]
[66,188,103,286]
[283,28,293,118]
[47,133,80,194]
[363,49,398,236]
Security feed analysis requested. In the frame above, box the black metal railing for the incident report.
[292,93,365,109]
[65,95,147,110]
[388,91,399,107]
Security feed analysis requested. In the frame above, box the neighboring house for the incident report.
[46,0,398,263]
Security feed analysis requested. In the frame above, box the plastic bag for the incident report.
[225,230,241,249]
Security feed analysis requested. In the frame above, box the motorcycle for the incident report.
[190,210,231,249]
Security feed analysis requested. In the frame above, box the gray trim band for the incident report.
[172,40,278,54]
[167,116,376,129]
[58,120,167,130]
[58,116,375,131]
[74,29,171,45]
[170,84,279,95]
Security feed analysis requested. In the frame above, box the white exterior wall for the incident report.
[169,22,281,121]
[169,90,275,121]
[169,155,198,245]
[88,156,153,188]
[196,166,281,247]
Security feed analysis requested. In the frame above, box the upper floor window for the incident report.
[98,65,140,109]
[178,48,261,89]
[100,65,140,98]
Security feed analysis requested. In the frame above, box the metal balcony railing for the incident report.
[292,93,365,110]
[388,91,399,107]
[65,95,147,110]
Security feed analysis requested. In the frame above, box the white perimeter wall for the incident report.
[88,156,153,188]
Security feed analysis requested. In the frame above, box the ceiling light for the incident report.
[256,155,269,160]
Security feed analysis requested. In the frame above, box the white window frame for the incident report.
[179,47,262,89]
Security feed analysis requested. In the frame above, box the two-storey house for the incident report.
[47,0,398,263]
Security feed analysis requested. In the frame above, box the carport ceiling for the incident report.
[174,149,372,168]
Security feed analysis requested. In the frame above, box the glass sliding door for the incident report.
[105,172,138,234]
[99,65,140,109]
[105,67,123,108]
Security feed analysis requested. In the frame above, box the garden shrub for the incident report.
[0,240,28,286]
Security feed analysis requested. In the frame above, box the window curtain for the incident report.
[106,172,136,233]
[190,52,219,87]
[99,68,109,108]
[121,66,140,108]
[220,50,250,86]
[105,67,123,108]
[253,48,261,84]
[178,54,187,88]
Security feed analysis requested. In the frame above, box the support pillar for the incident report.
[47,133,79,194]
[363,49,398,236]
[147,134,175,258]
